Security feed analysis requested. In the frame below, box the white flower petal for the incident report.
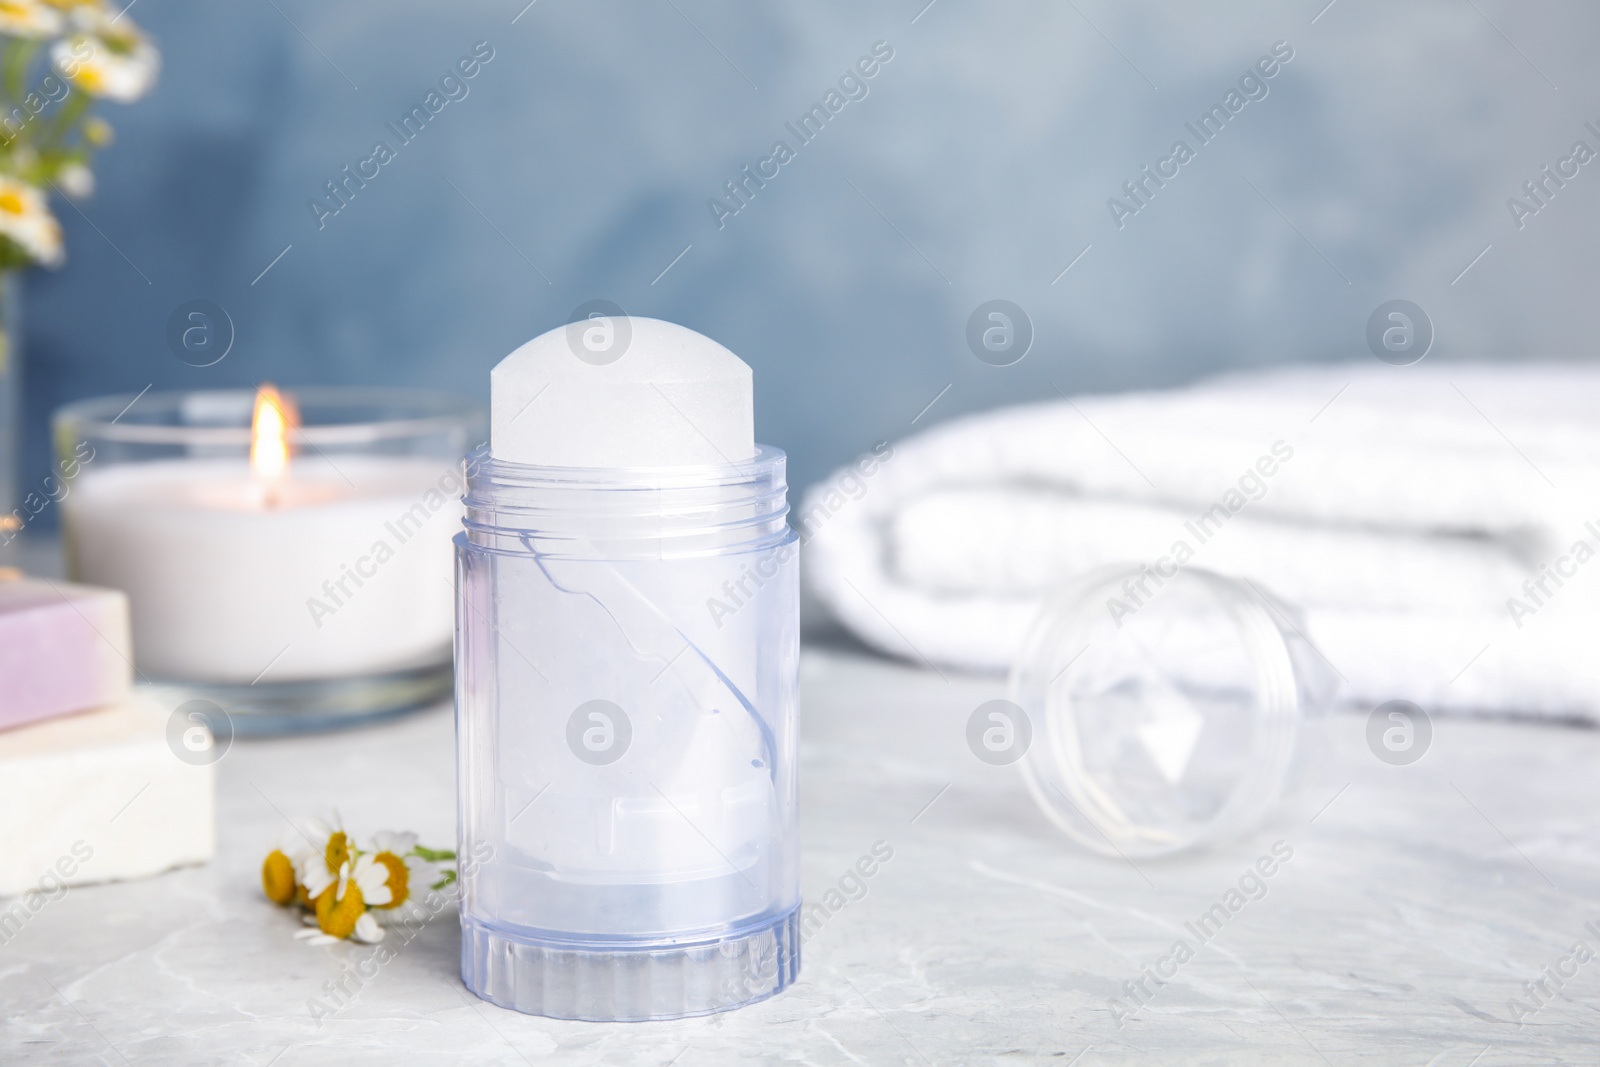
[352,913,386,944]
[297,854,334,900]
[302,818,334,850]
[349,854,393,906]
[372,830,418,855]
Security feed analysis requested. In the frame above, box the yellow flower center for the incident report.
[315,880,366,938]
[73,65,103,92]
[373,852,409,909]
[0,192,23,216]
[324,831,350,873]
[0,3,28,18]
[261,850,296,906]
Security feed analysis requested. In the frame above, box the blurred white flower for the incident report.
[52,13,159,103]
[0,177,62,266]
[56,162,92,199]
[0,0,64,38]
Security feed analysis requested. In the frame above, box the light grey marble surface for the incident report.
[2,642,1598,1065]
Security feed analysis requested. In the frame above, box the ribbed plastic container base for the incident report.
[461,907,801,1022]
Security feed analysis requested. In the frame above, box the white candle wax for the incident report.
[62,456,461,684]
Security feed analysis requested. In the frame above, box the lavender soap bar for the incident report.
[0,575,132,731]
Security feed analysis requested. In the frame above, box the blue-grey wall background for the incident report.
[19,0,1600,508]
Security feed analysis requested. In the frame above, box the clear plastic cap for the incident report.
[1011,565,1339,858]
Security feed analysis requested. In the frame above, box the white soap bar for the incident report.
[0,697,214,899]
[491,316,755,467]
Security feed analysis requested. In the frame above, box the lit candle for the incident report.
[250,383,293,505]
[61,386,468,685]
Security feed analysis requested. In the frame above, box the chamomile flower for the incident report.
[0,0,63,37]
[348,853,395,908]
[295,815,350,901]
[56,162,93,199]
[262,834,315,906]
[369,831,437,911]
[0,178,63,267]
[261,849,297,906]
[263,823,447,943]
[314,864,366,939]
[51,11,159,104]
[305,860,388,942]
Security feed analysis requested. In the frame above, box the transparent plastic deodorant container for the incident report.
[454,447,800,1021]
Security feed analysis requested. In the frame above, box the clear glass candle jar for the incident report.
[454,446,801,1021]
[1011,565,1338,858]
[53,387,483,733]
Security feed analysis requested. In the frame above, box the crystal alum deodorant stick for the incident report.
[454,316,800,1021]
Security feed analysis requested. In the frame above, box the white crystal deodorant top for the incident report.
[490,315,755,468]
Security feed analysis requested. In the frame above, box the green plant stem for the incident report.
[1,38,31,111]
[38,88,90,158]
[412,846,457,862]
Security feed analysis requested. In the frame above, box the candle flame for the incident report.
[250,384,296,488]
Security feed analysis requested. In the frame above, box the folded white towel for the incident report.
[802,362,1600,721]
